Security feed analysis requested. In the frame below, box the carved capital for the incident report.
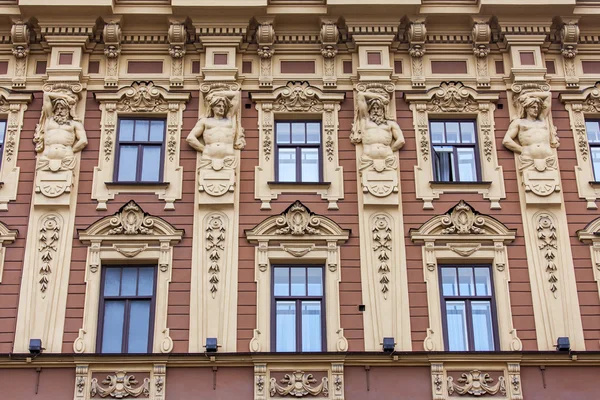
[472,22,491,58]
[407,21,426,58]
[560,22,579,59]
[256,22,275,59]
[320,21,339,59]
[168,22,187,58]
[103,22,121,58]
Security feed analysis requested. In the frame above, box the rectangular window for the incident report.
[275,121,322,183]
[97,266,156,353]
[0,120,6,167]
[430,120,480,182]
[586,120,600,181]
[114,118,166,183]
[272,266,325,352]
[439,265,498,351]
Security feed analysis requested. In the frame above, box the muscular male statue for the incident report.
[34,90,87,171]
[351,90,405,172]
[186,90,245,170]
[503,91,559,171]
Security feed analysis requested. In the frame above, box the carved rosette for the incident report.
[205,214,226,298]
[168,23,187,87]
[90,371,150,398]
[103,22,121,87]
[270,371,329,397]
[372,215,392,298]
[108,201,154,235]
[537,214,559,296]
[11,22,29,88]
[447,370,506,397]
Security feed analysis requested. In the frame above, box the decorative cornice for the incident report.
[94,81,190,112]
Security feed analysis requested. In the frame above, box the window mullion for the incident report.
[297,298,302,352]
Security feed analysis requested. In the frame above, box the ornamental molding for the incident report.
[79,200,184,242]
[205,213,227,298]
[411,201,515,242]
[447,370,506,397]
[245,201,350,241]
[38,214,61,294]
[372,214,392,298]
[537,213,559,297]
[90,371,150,398]
[270,371,329,397]
[95,81,190,113]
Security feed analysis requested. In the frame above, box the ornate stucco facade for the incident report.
[0,1,600,399]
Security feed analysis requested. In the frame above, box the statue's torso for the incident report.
[517,118,553,159]
[362,119,394,159]
[43,119,76,159]
[202,117,235,159]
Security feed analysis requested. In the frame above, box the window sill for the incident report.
[430,181,492,190]
[105,181,170,188]
[268,181,331,189]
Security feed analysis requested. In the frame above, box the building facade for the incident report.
[0,0,600,399]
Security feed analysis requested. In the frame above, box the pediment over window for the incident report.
[410,200,515,243]
[79,200,184,243]
[250,81,345,111]
[245,200,350,243]
[94,81,190,112]
[577,216,600,242]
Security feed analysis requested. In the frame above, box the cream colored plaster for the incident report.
[560,83,600,209]
[410,201,522,352]
[245,201,350,353]
[0,88,32,211]
[93,82,190,211]
[0,221,17,283]
[405,82,506,209]
[251,82,345,210]
[75,201,183,354]
[577,217,600,304]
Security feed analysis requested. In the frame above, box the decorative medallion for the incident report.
[275,201,321,235]
[90,371,150,398]
[108,201,154,235]
[441,200,485,234]
[447,370,506,397]
[270,371,329,397]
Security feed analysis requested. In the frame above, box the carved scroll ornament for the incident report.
[447,370,506,397]
[427,82,479,113]
[270,371,328,397]
[273,81,324,113]
[108,201,154,235]
[275,201,321,235]
[441,200,485,234]
[116,82,169,113]
[90,371,150,398]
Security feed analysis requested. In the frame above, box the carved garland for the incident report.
[108,201,154,235]
[270,371,328,397]
[372,215,392,298]
[447,370,506,397]
[537,214,558,297]
[90,371,150,398]
[275,201,321,235]
[38,214,61,294]
[441,200,486,234]
[206,214,226,297]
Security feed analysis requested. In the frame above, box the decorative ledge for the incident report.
[267,181,331,189]
[105,182,170,188]
[430,181,493,190]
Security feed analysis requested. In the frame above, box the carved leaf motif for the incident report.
[537,214,559,296]
[447,370,506,397]
[108,201,154,235]
[269,371,328,397]
[38,215,60,293]
[372,215,392,298]
[275,201,321,235]
[116,82,168,113]
[273,82,324,113]
[427,82,479,113]
[90,371,150,398]
[441,200,485,234]
[205,215,226,298]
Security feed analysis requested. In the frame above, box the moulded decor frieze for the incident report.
[270,371,328,397]
[405,83,505,209]
[411,201,522,352]
[75,364,166,400]
[448,370,506,396]
[351,82,404,203]
[75,202,183,354]
[251,83,345,210]
[246,201,350,353]
[91,371,150,398]
[187,82,245,204]
[93,82,190,210]
[255,363,344,400]
[560,83,600,209]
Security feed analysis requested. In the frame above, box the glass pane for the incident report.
[291,268,306,296]
[441,268,458,296]
[472,301,495,351]
[430,122,445,143]
[460,122,476,143]
[276,122,290,144]
[306,123,321,144]
[104,268,121,296]
[458,268,475,296]
[434,146,454,182]
[446,301,468,351]
[141,146,161,182]
[301,301,322,352]
[119,120,134,141]
[307,268,323,296]
[278,148,296,182]
[117,146,138,182]
[128,300,151,353]
[0,121,6,143]
[474,268,491,296]
[149,120,165,142]
[586,121,600,143]
[134,120,150,141]
[301,148,319,182]
[445,122,460,143]
[138,267,154,296]
[592,148,600,181]
[292,123,305,143]
[457,147,477,182]
[121,268,138,296]
[101,300,125,353]
[274,268,290,296]
[276,301,296,352]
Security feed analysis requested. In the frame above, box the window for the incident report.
[272,266,325,352]
[586,120,600,181]
[114,118,165,183]
[439,265,498,351]
[98,266,156,353]
[430,120,480,182]
[275,121,322,183]
[0,120,6,167]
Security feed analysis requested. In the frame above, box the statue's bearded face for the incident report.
[526,102,541,119]
[212,100,226,118]
[54,102,69,123]
[369,101,385,124]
